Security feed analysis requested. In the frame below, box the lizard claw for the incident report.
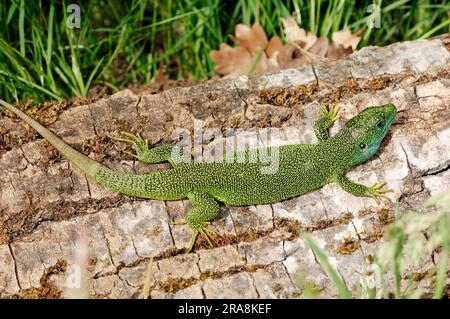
[110,134,134,144]
[367,181,393,204]
[189,222,216,253]
[171,219,215,253]
[321,104,340,124]
[113,132,149,160]
[171,219,187,226]
[199,226,216,248]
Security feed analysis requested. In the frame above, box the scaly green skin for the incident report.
[0,99,397,251]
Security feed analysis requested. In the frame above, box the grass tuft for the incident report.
[0,0,449,102]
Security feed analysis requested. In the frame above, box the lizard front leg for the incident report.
[173,191,221,252]
[113,132,190,165]
[334,172,393,204]
[314,104,340,142]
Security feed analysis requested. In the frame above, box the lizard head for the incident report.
[344,103,397,165]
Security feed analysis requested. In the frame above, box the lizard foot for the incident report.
[367,182,393,204]
[112,132,149,160]
[321,103,340,124]
[172,219,215,252]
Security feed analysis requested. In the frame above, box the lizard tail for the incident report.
[0,99,103,179]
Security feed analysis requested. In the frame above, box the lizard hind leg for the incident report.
[175,191,221,252]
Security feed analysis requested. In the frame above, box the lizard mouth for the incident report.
[383,103,397,123]
[383,104,397,133]
[371,104,397,151]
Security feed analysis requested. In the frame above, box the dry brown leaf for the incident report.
[253,54,271,73]
[265,36,283,69]
[281,17,317,50]
[277,43,305,69]
[210,22,281,76]
[308,36,329,58]
[332,29,361,50]
[210,18,361,77]
[326,43,353,60]
[210,43,252,76]
[277,19,360,68]
[234,22,268,54]
[277,36,329,68]
[265,35,283,58]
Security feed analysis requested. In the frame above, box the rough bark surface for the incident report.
[1,39,449,298]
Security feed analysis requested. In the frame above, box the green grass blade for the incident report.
[6,1,17,24]
[433,234,449,298]
[0,70,62,100]
[302,232,352,299]
[420,19,450,39]
[46,1,55,66]
[85,56,106,90]
[18,0,25,56]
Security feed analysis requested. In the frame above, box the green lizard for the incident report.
[0,99,396,251]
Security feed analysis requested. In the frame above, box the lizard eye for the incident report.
[359,143,366,149]
[377,120,384,128]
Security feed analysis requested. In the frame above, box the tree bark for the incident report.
[0,38,449,298]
